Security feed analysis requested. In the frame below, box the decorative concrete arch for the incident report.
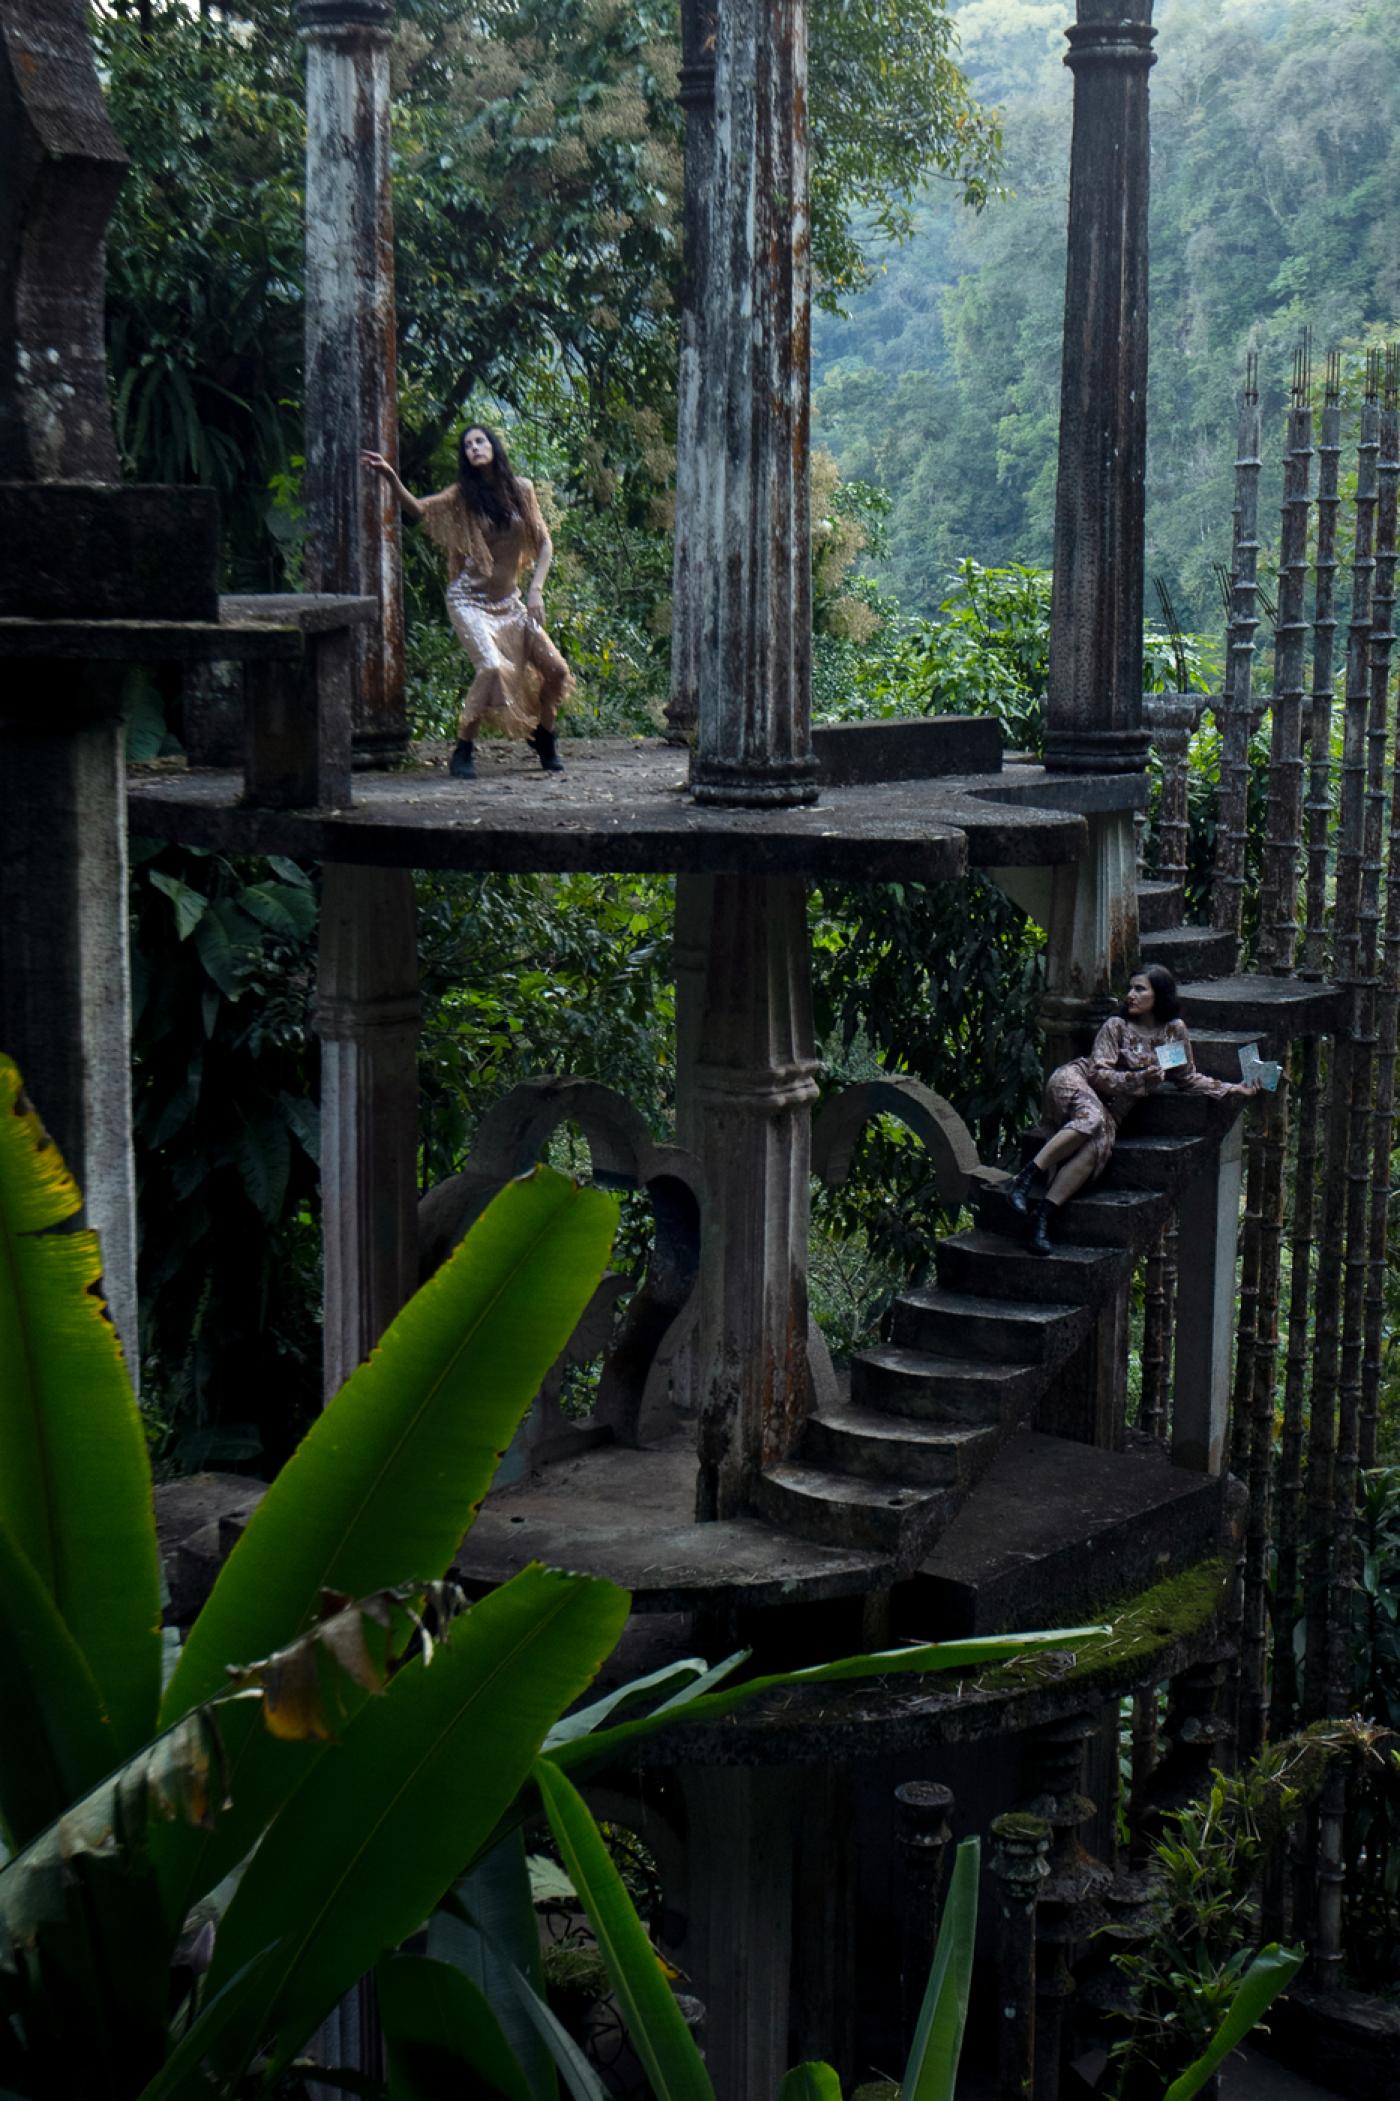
[811,1076,980,1205]
[418,1076,702,1450]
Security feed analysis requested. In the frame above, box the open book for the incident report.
[1238,1041,1282,1092]
[1154,1039,1188,1071]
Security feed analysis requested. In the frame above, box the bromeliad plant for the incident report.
[0,1053,1101,2100]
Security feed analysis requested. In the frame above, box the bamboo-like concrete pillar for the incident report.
[689,0,817,807]
[298,0,406,760]
[1211,363,1263,959]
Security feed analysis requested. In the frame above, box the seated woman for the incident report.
[361,424,573,780]
[1005,963,1258,1255]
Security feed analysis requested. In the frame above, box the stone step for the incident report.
[936,1228,1129,1305]
[1129,1088,1217,1137]
[891,1286,1092,1368]
[911,1430,1228,1636]
[1139,924,1238,980]
[1187,1027,1265,1083]
[977,1174,1169,1251]
[1177,972,1344,1044]
[755,1462,955,1559]
[1101,1132,1208,1193]
[1136,878,1184,933]
[850,1343,1046,1425]
[802,1403,1003,1490]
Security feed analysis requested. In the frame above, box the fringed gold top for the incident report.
[416,478,548,593]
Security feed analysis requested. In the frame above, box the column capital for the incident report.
[297,0,392,39]
[1064,7,1156,71]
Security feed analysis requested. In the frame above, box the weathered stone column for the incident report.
[0,682,138,1369]
[687,873,820,1518]
[0,0,138,1370]
[989,1812,1052,2101]
[1044,0,1156,777]
[689,0,817,806]
[316,864,420,1396]
[665,0,717,744]
[1171,1115,1245,1474]
[298,0,406,761]
[895,1781,956,2037]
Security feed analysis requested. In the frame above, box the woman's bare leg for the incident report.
[1033,1126,1092,1177]
[1045,1146,1100,1208]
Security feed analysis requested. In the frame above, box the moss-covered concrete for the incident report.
[970,1555,1231,1702]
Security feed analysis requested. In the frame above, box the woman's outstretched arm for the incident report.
[361,449,423,524]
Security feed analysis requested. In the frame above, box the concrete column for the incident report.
[1041,808,1142,1067]
[989,1812,1052,2101]
[665,0,717,744]
[316,864,420,1397]
[0,0,126,480]
[0,683,139,1375]
[1044,0,1156,777]
[675,1764,796,2096]
[298,0,406,762]
[690,0,817,807]
[687,874,819,1517]
[1172,1115,1245,1474]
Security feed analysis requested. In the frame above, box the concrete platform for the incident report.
[125,743,1132,882]
[913,1431,1226,1635]
[1178,972,1344,1041]
[451,1435,896,1609]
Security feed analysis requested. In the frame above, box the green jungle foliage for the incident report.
[1,1079,1098,2097]
[813,0,1400,632]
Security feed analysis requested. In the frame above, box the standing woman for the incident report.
[362,425,573,779]
[1005,963,1258,1255]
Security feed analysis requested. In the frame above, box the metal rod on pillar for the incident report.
[1044,0,1156,778]
[298,0,406,762]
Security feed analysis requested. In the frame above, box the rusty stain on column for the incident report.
[690,0,818,805]
[298,0,406,761]
[1044,0,1156,776]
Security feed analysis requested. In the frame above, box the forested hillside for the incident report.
[812,0,1400,629]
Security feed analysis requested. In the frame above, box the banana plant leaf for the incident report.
[202,1564,630,2082]
[430,1832,561,2101]
[507,1966,608,2101]
[133,1949,280,2101]
[0,1056,162,1757]
[0,1519,115,1848]
[546,1627,1108,1781]
[1162,1943,1305,2101]
[379,1952,531,2101]
[900,1837,979,2101]
[778,2065,845,2099]
[535,1758,715,2101]
[155,1168,619,1923]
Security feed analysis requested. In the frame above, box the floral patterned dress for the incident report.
[1042,1014,1238,1182]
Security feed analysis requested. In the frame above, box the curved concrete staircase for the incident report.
[756,1070,1248,1570]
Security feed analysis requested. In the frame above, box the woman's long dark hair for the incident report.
[457,424,526,535]
[1125,962,1181,1024]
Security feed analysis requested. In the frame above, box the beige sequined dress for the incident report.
[416,479,573,740]
[1042,1014,1239,1182]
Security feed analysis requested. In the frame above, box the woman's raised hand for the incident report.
[361,449,393,476]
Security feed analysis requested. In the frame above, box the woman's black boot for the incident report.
[1027,1199,1055,1257]
[1005,1157,1046,1220]
[528,725,565,773]
[448,739,477,780]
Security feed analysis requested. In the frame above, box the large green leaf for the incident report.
[507,1967,607,2101]
[535,1759,714,2101]
[548,1628,1107,1781]
[1162,1944,1305,2101]
[156,1169,619,1918]
[778,2065,844,2100]
[901,1837,979,2101]
[133,1950,280,2101]
[0,1521,114,1848]
[0,1056,162,1756]
[204,1564,630,2080]
[429,1834,560,2101]
[379,1952,531,2101]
